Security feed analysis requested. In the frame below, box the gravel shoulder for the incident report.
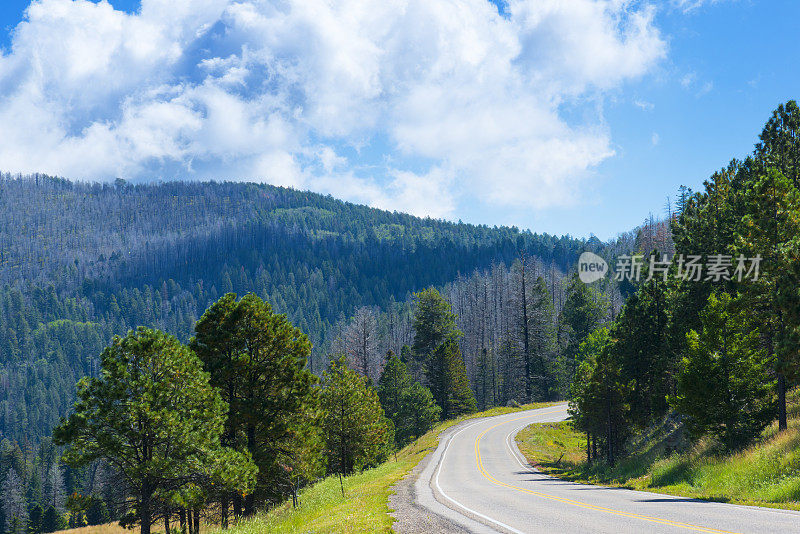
[388,435,471,534]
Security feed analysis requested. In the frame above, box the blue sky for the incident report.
[0,0,797,240]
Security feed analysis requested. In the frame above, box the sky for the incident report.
[0,0,797,240]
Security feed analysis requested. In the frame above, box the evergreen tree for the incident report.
[558,274,608,392]
[399,382,441,444]
[411,288,461,382]
[569,341,630,465]
[54,328,256,534]
[736,167,800,431]
[377,352,440,446]
[670,293,775,450]
[321,357,394,476]
[755,100,800,186]
[377,352,412,431]
[190,293,318,514]
[568,327,610,464]
[527,276,556,400]
[85,498,110,526]
[429,338,477,419]
[28,503,43,534]
[611,274,672,427]
[40,506,64,533]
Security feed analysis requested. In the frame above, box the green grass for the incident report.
[220,402,558,534]
[515,389,800,510]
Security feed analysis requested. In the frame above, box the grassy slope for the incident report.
[515,389,800,510]
[221,403,556,534]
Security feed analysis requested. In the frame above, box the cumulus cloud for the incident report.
[0,0,666,218]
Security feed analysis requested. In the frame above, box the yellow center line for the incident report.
[473,410,740,534]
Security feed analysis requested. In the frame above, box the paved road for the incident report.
[412,404,800,534]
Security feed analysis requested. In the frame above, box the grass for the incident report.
[53,519,218,534]
[54,525,134,534]
[55,402,557,534]
[217,402,557,534]
[515,389,800,510]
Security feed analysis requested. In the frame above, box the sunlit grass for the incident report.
[215,402,558,534]
[515,389,800,510]
[55,402,558,534]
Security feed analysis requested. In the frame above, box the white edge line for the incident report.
[433,417,528,534]
[506,422,538,472]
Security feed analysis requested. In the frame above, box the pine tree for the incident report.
[411,288,461,382]
[399,382,440,444]
[755,100,800,186]
[737,168,800,430]
[568,327,610,464]
[430,338,476,419]
[558,274,607,392]
[41,506,64,533]
[670,293,775,450]
[190,293,318,515]
[569,341,630,465]
[321,357,394,476]
[28,503,44,534]
[377,352,440,446]
[54,328,256,534]
[611,274,672,427]
[377,352,412,430]
[527,276,555,400]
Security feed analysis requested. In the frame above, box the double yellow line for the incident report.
[473,411,739,534]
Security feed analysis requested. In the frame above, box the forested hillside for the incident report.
[570,101,800,466]
[0,176,589,446]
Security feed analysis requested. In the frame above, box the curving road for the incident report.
[411,404,800,534]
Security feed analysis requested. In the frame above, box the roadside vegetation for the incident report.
[516,388,800,509]
[218,403,556,534]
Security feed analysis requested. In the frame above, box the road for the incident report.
[411,404,800,534]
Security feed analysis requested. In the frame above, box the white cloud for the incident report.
[671,0,732,13]
[0,0,667,218]
[679,71,713,97]
[651,132,660,146]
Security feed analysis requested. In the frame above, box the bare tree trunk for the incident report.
[520,256,532,402]
[586,431,591,464]
[140,483,152,534]
[778,373,787,431]
[244,424,256,516]
[221,495,228,529]
[232,495,241,519]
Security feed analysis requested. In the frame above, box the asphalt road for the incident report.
[412,404,800,534]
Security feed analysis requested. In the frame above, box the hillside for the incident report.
[0,174,589,445]
[516,388,800,509]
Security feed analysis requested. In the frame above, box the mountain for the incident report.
[0,173,588,445]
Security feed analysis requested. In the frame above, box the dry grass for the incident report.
[54,525,135,534]
[53,520,218,534]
